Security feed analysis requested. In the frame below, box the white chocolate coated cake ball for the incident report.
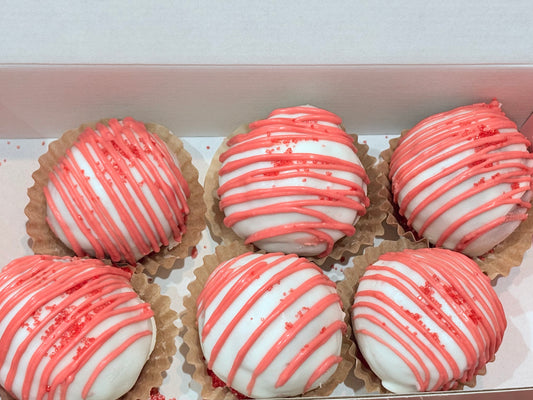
[45,117,190,264]
[390,100,533,257]
[352,247,506,393]
[196,252,346,398]
[0,255,156,400]
[218,105,369,258]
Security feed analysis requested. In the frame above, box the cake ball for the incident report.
[217,105,369,258]
[196,252,347,398]
[352,247,506,393]
[44,117,191,265]
[0,255,156,400]
[389,100,533,257]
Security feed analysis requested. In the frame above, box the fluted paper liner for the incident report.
[24,119,206,276]
[204,124,390,267]
[181,241,355,400]
[336,237,495,394]
[380,132,533,280]
[0,271,178,400]
[124,272,179,400]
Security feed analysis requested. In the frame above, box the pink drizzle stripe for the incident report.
[217,106,369,258]
[276,318,346,389]
[197,252,345,396]
[81,330,152,398]
[45,117,190,264]
[0,255,154,400]
[198,253,277,338]
[245,291,341,392]
[60,151,129,260]
[44,175,102,258]
[208,257,298,366]
[76,135,156,255]
[5,277,127,390]
[389,100,533,253]
[303,354,343,392]
[352,248,506,391]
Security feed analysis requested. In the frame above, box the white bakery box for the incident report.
[1,64,533,400]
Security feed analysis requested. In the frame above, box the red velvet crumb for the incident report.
[146,387,176,400]
[191,246,198,259]
[207,369,250,399]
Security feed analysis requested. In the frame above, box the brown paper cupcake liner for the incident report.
[204,125,390,267]
[0,385,12,400]
[124,272,179,400]
[380,133,533,280]
[0,271,178,400]
[181,241,355,400]
[336,236,497,394]
[24,119,206,276]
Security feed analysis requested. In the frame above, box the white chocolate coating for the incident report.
[218,105,369,257]
[196,252,346,398]
[0,255,156,400]
[390,101,533,257]
[352,248,506,393]
[45,118,190,265]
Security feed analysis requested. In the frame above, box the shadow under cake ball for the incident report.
[0,255,156,400]
[217,105,370,258]
[196,251,347,398]
[389,100,533,257]
[44,117,191,265]
[352,247,506,393]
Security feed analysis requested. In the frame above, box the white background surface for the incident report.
[1,1,533,65]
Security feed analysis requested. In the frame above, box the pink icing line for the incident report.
[222,128,356,162]
[276,318,346,389]
[246,292,342,393]
[356,326,428,388]
[76,133,157,255]
[206,257,294,363]
[44,173,100,258]
[304,354,343,392]
[413,165,531,236]
[226,275,333,387]
[81,330,152,398]
[57,149,131,260]
[39,303,149,400]
[199,253,279,338]
[5,277,127,391]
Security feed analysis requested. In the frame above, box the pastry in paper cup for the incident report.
[380,100,533,279]
[0,255,178,400]
[25,118,206,275]
[181,241,354,399]
[337,237,506,394]
[204,105,389,267]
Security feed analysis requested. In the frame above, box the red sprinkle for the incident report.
[191,246,198,259]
